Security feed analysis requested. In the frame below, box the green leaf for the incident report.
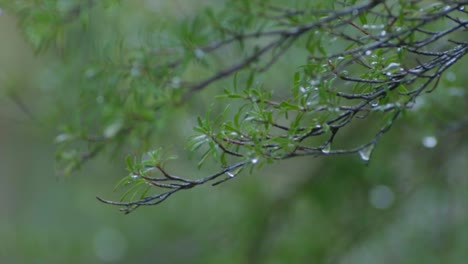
[198,148,212,169]
[114,175,133,191]
[139,185,151,200]
[398,84,408,93]
[246,71,255,89]
[358,14,367,25]
[279,101,301,111]
[187,135,208,152]
[125,156,133,171]
[120,180,145,202]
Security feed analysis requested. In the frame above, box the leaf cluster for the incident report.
[5,0,467,212]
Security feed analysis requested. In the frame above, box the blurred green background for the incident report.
[1,1,468,263]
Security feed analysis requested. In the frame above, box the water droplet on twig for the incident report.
[359,144,375,162]
[321,142,331,154]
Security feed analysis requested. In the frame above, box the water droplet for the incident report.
[359,144,375,162]
[321,143,331,154]
[131,174,138,179]
[409,67,423,74]
[459,6,465,11]
[365,50,372,56]
[251,158,259,164]
[369,185,395,209]
[362,24,384,29]
[422,136,437,148]
[380,30,387,37]
[383,62,401,71]
[226,172,235,178]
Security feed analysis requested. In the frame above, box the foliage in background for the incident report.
[3,0,467,214]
